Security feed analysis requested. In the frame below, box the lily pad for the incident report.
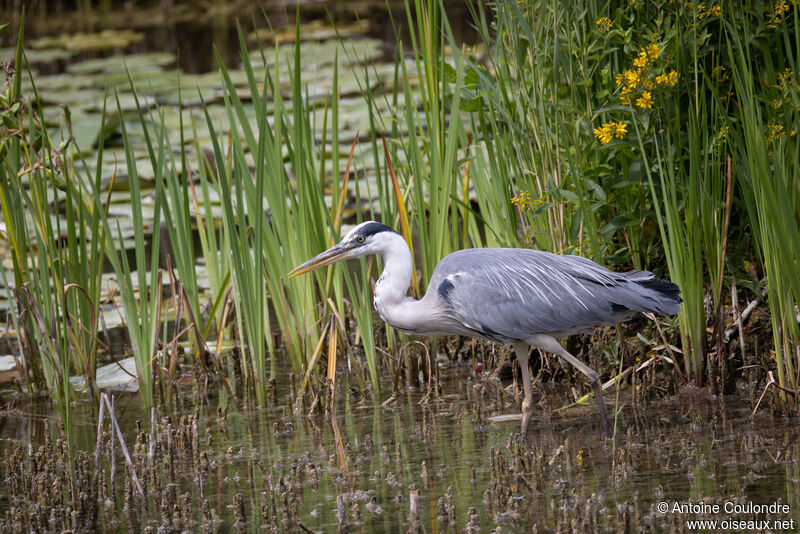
[67,52,176,75]
[249,19,373,45]
[1,47,76,64]
[70,356,139,391]
[0,355,16,373]
[30,29,145,52]
[248,38,383,71]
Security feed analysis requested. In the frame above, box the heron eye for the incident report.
[356,236,365,243]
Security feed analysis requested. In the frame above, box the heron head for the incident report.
[288,221,396,277]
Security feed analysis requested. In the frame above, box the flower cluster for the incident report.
[766,123,786,145]
[655,70,679,86]
[711,125,730,152]
[768,1,790,29]
[593,121,628,144]
[712,65,729,83]
[635,92,653,109]
[686,3,723,19]
[765,123,796,155]
[511,191,542,211]
[511,191,533,210]
[596,17,613,33]
[615,42,678,109]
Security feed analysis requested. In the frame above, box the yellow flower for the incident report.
[511,191,534,211]
[636,91,653,109]
[656,70,678,86]
[615,72,624,86]
[624,69,640,87]
[709,5,722,16]
[766,123,786,145]
[596,17,613,33]
[594,122,615,144]
[775,1,789,16]
[633,50,649,68]
[646,43,660,59]
[614,121,628,138]
[620,94,632,106]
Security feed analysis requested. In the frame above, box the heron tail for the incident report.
[626,271,682,315]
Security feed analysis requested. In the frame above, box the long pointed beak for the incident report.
[288,244,350,278]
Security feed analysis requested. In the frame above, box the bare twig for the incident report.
[101,393,144,498]
[731,278,746,362]
[645,312,686,384]
[751,371,799,420]
[724,286,768,343]
[92,395,106,481]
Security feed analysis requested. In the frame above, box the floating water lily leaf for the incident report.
[37,87,105,108]
[248,38,382,71]
[70,356,139,391]
[48,116,107,156]
[31,29,144,52]
[298,67,380,99]
[19,47,75,63]
[67,52,175,75]
[0,355,16,373]
[249,19,372,45]
[22,71,95,93]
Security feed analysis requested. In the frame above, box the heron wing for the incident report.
[428,248,671,342]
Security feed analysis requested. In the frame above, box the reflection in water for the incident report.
[1,361,799,531]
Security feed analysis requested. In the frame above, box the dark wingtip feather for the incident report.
[640,277,682,314]
[640,277,682,299]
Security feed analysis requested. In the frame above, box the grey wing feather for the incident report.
[428,249,681,342]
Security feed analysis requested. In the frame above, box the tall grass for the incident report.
[728,21,800,404]
[397,0,470,280]
[89,90,166,409]
[200,25,370,402]
[466,2,608,257]
[0,19,105,486]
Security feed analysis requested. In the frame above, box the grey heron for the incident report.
[289,221,682,437]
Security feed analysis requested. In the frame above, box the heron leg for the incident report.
[526,335,612,437]
[514,342,535,437]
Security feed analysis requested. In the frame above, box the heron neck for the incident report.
[373,233,422,330]
[375,232,414,301]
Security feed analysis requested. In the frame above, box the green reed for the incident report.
[200,23,367,402]
[728,22,800,404]
[0,19,106,487]
[88,90,166,409]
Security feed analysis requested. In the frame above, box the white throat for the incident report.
[372,232,422,333]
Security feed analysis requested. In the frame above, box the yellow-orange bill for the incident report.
[288,245,348,278]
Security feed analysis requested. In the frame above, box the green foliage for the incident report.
[727,16,800,402]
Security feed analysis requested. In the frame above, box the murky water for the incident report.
[2,359,799,532]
